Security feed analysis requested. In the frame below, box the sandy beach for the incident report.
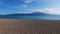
[0,19,60,34]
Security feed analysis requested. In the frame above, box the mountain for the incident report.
[6,12,48,16]
[0,12,47,19]
[0,12,59,19]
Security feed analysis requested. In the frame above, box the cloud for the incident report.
[23,0,56,8]
[22,0,36,8]
[22,5,27,8]
[25,0,35,4]
[33,8,60,15]
[25,0,31,3]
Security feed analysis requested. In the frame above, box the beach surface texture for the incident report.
[0,19,60,34]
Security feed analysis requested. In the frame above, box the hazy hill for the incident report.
[0,12,59,19]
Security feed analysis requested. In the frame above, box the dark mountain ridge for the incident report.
[0,12,59,19]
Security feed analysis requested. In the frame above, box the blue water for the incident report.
[18,15,60,20]
[2,14,60,20]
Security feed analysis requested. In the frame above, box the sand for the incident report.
[0,19,60,34]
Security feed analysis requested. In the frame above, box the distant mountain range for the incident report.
[6,12,47,16]
[0,12,59,19]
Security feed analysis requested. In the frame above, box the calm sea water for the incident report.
[18,15,60,20]
[3,14,60,20]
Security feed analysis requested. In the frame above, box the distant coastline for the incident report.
[0,12,59,20]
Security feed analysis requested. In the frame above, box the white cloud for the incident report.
[23,0,56,8]
[22,5,27,8]
[23,0,36,8]
[25,0,35,4]
[25,0,31,3]
[33,8,60,15]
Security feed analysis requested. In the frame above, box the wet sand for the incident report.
[0,19,60,34]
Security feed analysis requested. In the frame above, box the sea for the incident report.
[2,14,60,20]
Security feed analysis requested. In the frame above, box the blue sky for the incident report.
[0,0,60,14]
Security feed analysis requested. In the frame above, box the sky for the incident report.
[0,0,60,14]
